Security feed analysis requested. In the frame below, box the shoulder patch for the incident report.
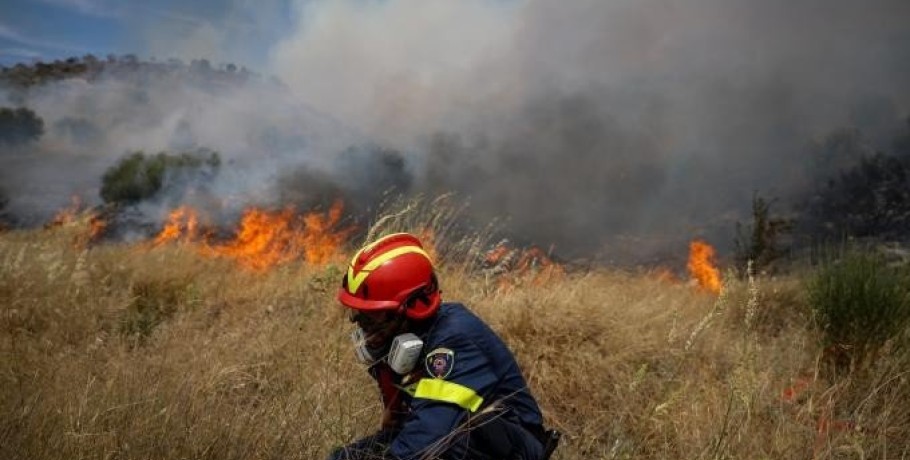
[425,347,455,379]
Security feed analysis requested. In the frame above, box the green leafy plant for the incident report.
[734,193,792,276]
[808,249,910,366]
[100,149,220,204]
[806,153,910,242]
[0,187,8,229]
[0,106,44,146]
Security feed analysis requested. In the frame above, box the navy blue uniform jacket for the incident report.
[386,302,543,459]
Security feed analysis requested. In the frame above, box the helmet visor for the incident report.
[348,309,392,332]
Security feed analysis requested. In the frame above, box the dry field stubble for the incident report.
[2,217,908,459]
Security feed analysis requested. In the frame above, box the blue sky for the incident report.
[0,0,298,68]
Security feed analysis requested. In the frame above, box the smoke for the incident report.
[0,63,358,225]
[2,0,909,262]
[270,0,910,258]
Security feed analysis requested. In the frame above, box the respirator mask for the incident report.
[351,327,424,375]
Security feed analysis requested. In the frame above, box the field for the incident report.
[2,213,909,460]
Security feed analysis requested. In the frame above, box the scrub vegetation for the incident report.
[2,208,909,460]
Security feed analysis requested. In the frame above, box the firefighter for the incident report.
[329,233,558,460]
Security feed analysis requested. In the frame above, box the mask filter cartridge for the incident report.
[388,333,423,374]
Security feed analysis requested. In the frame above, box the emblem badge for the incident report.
[425,348,455,379]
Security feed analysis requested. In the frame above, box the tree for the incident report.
[0,107,44,146]
[0,186,10,229]
[734,193,792,275]
[100,149,221,204]
[805,153,910,242]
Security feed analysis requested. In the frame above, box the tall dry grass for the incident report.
[1,212,908,459]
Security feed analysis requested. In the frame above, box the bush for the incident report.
[808,250,910,365]
[733,193,792,276]
[805,153,910,242]
[0,106,44,146]
[0,187,8,228]
[100,149,220,204]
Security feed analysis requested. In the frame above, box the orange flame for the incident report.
[205,201,351,270]
[176,200,354,271]
[46,195,106,247]
[153,206,200,246]
[687,240,722,295]
[150,202,352,270]
[484,244,511,267]
[483,241,564,289]
[88,214,107,241]
[47,195,83,227]
[207,208,300,270]
[302,200,353,265]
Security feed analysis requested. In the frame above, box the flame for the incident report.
[483,241,564,289]
[47,195,84,227]
[88,214,107,241]
[483,243,512,267]
[151,202,352,270]
[687,240,722,295]
[207,208,300,270]
[302,200,353,265]
[204,200,352,271]
[513,246,555,272]
[153,206,200,246]
[45,195,106,247]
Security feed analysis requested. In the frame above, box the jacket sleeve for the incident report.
[388,336,499,459]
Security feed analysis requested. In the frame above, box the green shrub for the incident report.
[808,250,910,363]
[0,106,44,146]
[733,193,792,276]
[100,149,220,204]
[806,153,910,242]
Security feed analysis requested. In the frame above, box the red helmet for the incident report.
[337,233,441,320]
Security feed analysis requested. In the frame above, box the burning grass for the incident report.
[149,200,353,271]
[688,239,723,295]
[2,216,909,460]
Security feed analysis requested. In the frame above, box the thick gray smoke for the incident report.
[270,0,910,260]
[2,0,909,263]
[0,63,358,227]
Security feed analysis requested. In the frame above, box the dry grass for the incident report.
[1,215,908,460]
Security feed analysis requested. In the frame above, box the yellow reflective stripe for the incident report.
[414,379,484,412]
[346,246,432,294]
[348,233,410,268]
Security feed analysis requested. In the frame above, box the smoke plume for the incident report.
[270,0,910,259]
[0,62,359,227]
[2,0,910,262]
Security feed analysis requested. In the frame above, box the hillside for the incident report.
[3,56,910,267]
[0,56,362,231]
[0,54,265,95]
